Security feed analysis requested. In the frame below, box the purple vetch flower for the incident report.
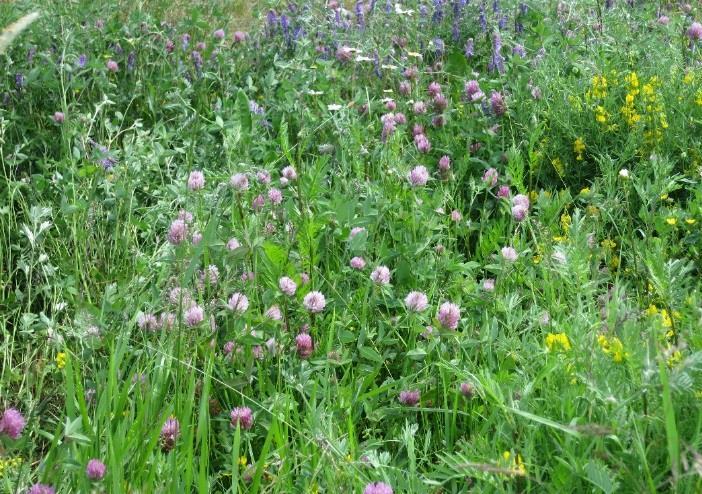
[489,31,505,74]
[127,52,136,71]
[86,459,107,481]
[0,408,26,439]
[364,482,394,494]
[479,3,487,31]
[432,0,444,24]
[230,407,254,430]
[513,44,526,58]
[433,37,445,55]
[438,302,461,329]
[161,417,180,452]
[399,389,420,406]
[181,33,191,51]
[27,46,36,63]
[77,54,88,68]
[15,73,25,89]
[191,51,203,72]
[464,37,474,58]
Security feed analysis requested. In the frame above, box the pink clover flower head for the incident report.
[370,265,391,285]
[303,291,326,313]
[408,165,429,186]
[187,170,205,190]
[404,291,429,312]
[230,407,254,430]
[184,305,204,327]
[364,482,394,494]
[86,459,107,481]
[501,246,518,262]
[350,256,366,270]
[168,219,188,245]
[279,276,297,296]
[296,333,314,358]
[0,408,26,439]
[230,173,249,191]
[437,302,460,329]
[228,293,249,313]
[399,390,420,406]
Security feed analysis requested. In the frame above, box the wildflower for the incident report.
[86,459,106,481]
[233,31,247,43]
[450,210,462,222]
[252,195,265,211]
[227,238,241,251]
[597,334,626,362]
[160,417,180,452]
[501,246,518,262]
[230,173,249,191]
[303,291,326,313]
[399,80,411,96]
[404,291,429,312]
[187,170,205,191]
[300,273,311,285]
[545,333,571,352]
[573,138,585,161]
[658,15,669,25]
[370,266,391,285]
[281,166,297,181]
[350,256,366,270]
[296,333,314,358]
[167,219,188,245]
[438,302,460,330]
[399,390,420,406]
[619,168,629,179]
[265,305,282,321]
[213,28,225,40]
[512,205,528,222]
[465,80,484,101]
[349,227,366,239]
[687,22,702,41]
[106,60,118,72]
[666,217,677,226]
[497,185,510,198]
[460,382,474,398]
[408,165,429,186]
[257,171,271,184]
[28,485,55,494]
[482,168,499,187]
[482,278,495,291]
[438,155,451,172]
[428,81,442,97]
[56,352,67,369]
[52,111,65,123]
[228,293,249,313]
[279,277,297,296]
[0,408,26,439]
[230,407,254,430]
[191,231,202,245]
[364,482,394,494]
[414,134,431,153]
[490,91,506,116]
[184,305,204,327]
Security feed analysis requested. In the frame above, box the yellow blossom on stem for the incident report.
[545,332,572,352]
[56,352,67,370]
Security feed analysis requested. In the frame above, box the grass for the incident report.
[1,0,702,493]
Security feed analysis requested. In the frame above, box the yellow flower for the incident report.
[696,90,702,107]
[501,451,527,476]
[686,218,696,225]
[591,75,608,98]
[532,254,542,265]
[56,352,67,370]
[552,157,565,177]
[598,334,626,363]
[573,138,585,161]
[601,239,616,250]
[552,235,567,243]
[529,190,538,203]
[239,456,248,467]
[595,105,608,124]
[667,350,682,368]
[545,332,572,352]
[580,187,590,195]
[660,309,673,329]
[666,217,677,225]
[645,304,659,317]
[683,72,695,85]
[560,213,572,233]
[586,205,600,217]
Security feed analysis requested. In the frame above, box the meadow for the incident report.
[1,0,702,492]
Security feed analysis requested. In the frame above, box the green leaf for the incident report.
[359,346,384,364]
[584,460,620,494]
